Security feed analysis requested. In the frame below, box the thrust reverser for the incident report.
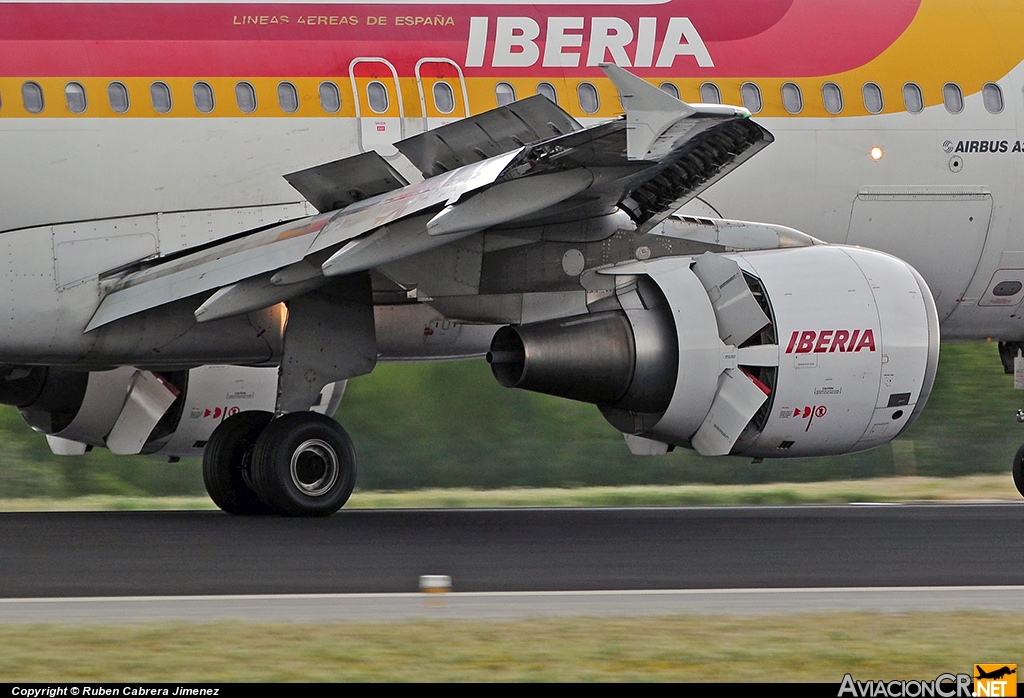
[488,246,939,458]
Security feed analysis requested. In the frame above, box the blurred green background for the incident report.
[0,341,1019,498]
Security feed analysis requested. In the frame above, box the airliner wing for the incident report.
[85,148,521,331]
[86,66,772,332]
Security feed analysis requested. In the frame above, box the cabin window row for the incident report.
[690,80,1006,116]
[14,79,462,117]
[496,81,602,114]
[16,80,345,114]
[9,78,1014,118]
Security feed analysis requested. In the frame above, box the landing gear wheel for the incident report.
[251,412,357,517]
[1013,443,1024,499]
[203,410,275,515]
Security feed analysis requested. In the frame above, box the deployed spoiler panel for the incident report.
[395,95,582,178]
[284,151,409,213]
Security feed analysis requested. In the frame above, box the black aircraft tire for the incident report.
[1014,443,1024,499]
[202,410,275,515]
[251,412,357,517]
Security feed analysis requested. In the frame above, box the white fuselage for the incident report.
[2,0,1022,346]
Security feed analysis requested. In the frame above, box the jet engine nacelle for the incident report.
[489,245,939,458]
[0,364,343,458]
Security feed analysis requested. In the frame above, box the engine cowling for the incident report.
[1,364,343,458]
[488,245,940,458]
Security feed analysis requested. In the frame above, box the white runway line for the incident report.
[1,586,1023,623]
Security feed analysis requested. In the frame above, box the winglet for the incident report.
[601,63,697,161]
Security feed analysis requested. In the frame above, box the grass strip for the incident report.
[1,613,1021,682]
[0,474,1020,512]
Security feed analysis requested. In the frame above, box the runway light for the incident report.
[870,146,884,161]
[420,574,452,594]
[420,574,452,608]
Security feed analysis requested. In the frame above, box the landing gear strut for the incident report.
[203,411,357,517]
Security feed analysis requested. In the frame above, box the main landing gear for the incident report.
[202,411,357,517]
[1013,409,1024,499]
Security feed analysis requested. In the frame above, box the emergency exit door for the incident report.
[349,57,405,157]
[414,58,470,133]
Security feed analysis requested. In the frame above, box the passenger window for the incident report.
[365,81,388,114]
[536,82,557,104]
[22,82,44,114]
[433,81,455,114]
[659,82,680,100]
[193,81,215,114]
[495,82,516,107]
[319,81,341,113]
[278,81,299,113]
[150,81,172,114]
[781,82,802,114]
[822,82,843,114]
[862,82,883,114]
[65,82,87,114]
[943,82,963,114]
[235,81,256,113]
[740,82,762,113]
[983,83,1003,114]
[902,83,924,114]
[699,82,721,104]
[577,82,599,114]
[108,82,130,114]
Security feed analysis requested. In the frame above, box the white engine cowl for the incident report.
[489,245,939,459]
[11,365,343,458]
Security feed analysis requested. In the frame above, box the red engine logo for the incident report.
[785,329,876,354]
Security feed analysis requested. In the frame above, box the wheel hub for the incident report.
[289,438,340,497]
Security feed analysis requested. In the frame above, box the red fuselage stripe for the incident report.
[0,0,920,78]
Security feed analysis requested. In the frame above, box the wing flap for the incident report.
[86,150,521,331]
[85,214,334,332]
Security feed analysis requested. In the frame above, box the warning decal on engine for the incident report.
[779,405,828,431]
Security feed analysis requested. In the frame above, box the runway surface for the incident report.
[2,504,1023,602]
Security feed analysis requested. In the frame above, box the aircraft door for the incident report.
[846,185,992,321]
[349,58,405,158]
[415,58,469,133]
